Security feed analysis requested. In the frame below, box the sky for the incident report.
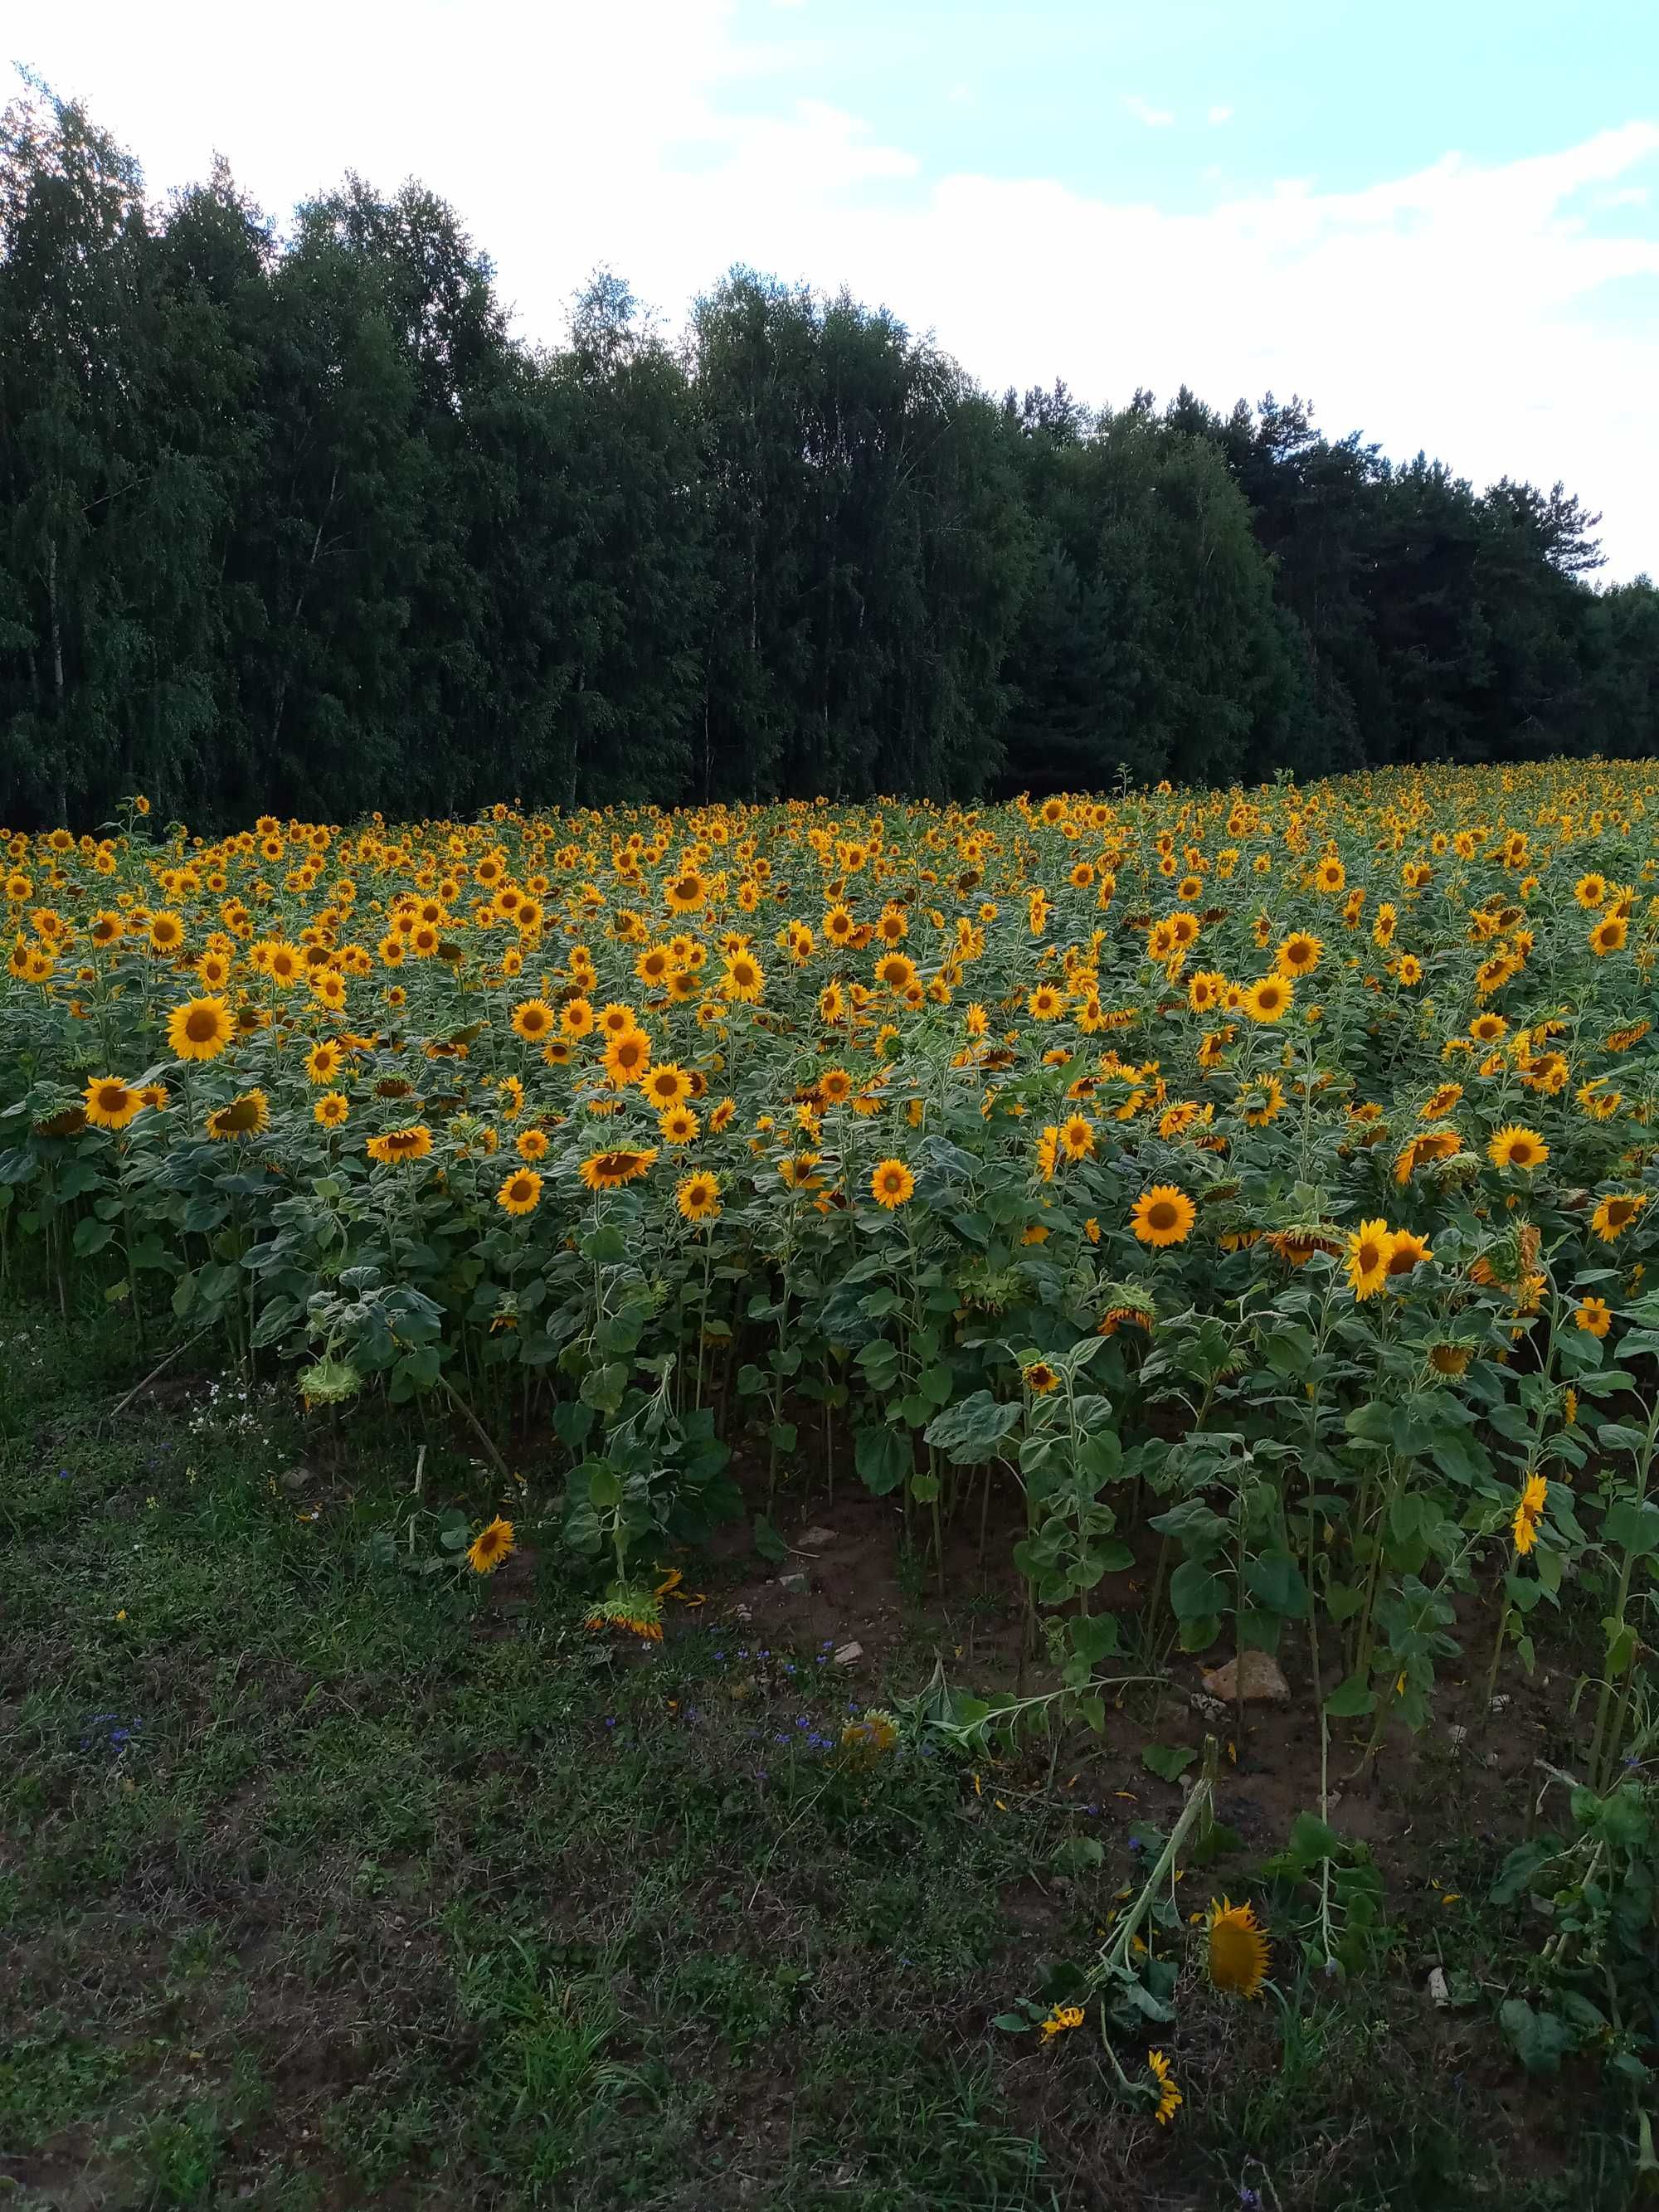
[14,0,1659,576]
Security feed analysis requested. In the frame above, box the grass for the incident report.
[0,1293,1644,2211]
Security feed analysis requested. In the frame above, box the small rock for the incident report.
[1189,1692,1227,1721]
[778,1572,810,1596]
[280,1464,316,1493]
[1490,1693,1511,1715]
[797,1525,837,1551]
[1428,1966,1450,2008]
[732,1603,753,1623]
[834,1641,864,1667]
[1201,1650,1290,1704]
[1447,1723,1468,1748]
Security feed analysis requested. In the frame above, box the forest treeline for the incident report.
[3,78,1657,830]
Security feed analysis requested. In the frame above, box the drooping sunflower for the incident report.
[466,1514,516,1574]
[1394,1125,1462,1185]
[579,1146,656,1191]
[1239,1076,1286,1128]
[1205,1897,1270,1999]
[1345,1218,1394,1300]
[869,1157,915,1209]
[496,1168,543,1217]
[1131,1184,1196,1248]
[1487,1124,1549,1172]
[166,994,233,1062]
[83,1076,142,1132]
[676,1170,722,1223]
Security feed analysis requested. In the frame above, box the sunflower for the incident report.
[1345,1218,1394,1300]
[1420,1082,1463,1121]
[1575,1295,1612,1339]
[497,1168,543,1217]
[166,994,233,1062]
[314,1091,349,1127]
[1589,915,1628,955]
[676,1170,722,1223]
[870,1157,915,1209]
[579,1147,656,1191]
[642,1061,693,1109]
[466,1514,515,1573]
[1242,975,1293,1023]
[147,909,185,955]
[1469,1013,1509,1044]
[1512,1473,1547,1556]
[874,951,917,994]
[83,1076,142,1131]
[304,1040,343,1083]
[1428,1340,1475,1379]
[206,1089,270,1141]
[1022,1359,1060,1395]
[1393,1126,1461,1184]
[1487,1124,1548,1172]
[1148,2049,1182,2127]
[1131,1184,1196,1247]
[664,868,706,913]
[597,1000,639,1038]
[1574,872,1608,908]
[1239,1076,1286,1127]
[1205,1897,1270,1998]
[367,1125,434,1165]
[659,1106,698,1145]
[1275,931,1322,979]
[1058,1112,1095,1160]
[1591,1191,1647,1243]
[722,952,765,1002]
[510,997,556,1042]
[604,1029,652,1086]
[1384,1228,1433,1281]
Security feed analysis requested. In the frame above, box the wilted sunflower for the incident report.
[466,1514,515,1574]
[1021,1359,1060,1395]
[1131,1185,1195,1247]
[1205,1897,1270,1998]
[585,1582,664,1641]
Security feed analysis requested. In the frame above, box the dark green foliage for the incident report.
[2,76,1656,829]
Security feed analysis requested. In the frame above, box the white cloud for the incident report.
[1208,105,1233,125]
[16,2,1659,576]
[1123,95,1175,129]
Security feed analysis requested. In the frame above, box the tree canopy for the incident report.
[1,80,1653,829]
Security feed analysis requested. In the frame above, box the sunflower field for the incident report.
[4,764,1659,1781]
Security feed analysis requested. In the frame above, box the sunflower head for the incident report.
[1204,1897,1270,1999]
